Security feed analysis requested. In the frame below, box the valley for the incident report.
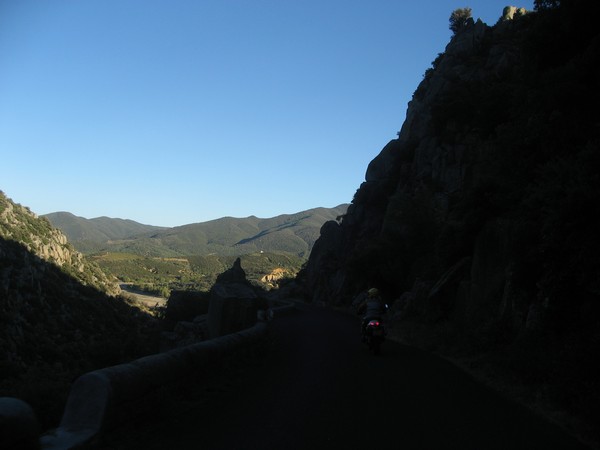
[44,205,348,258]
[119,283,167,309]
[91,250,305,300]
[43,205,348,298]
[2,2,599,447]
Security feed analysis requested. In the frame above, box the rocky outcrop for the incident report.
[160,290,211,350]
[260,267,287,284]
[306,2,600,325]
[208,283,258,338]
[501,5,528,21]
[305,13,518,302]
[208,258,260,338]
[0,192,120,296]
[0,192,158,429]
[161,259,271,346]
[303,3,600,443]
[164,290,210,327]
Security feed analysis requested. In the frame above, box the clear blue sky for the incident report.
[0,0,532,227]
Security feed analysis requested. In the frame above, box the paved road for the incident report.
[103,302,589,450]
[119,283,167,309]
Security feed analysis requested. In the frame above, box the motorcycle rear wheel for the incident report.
[369,339,381,355]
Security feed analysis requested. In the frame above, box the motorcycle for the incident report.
[355,292,389,355]
[363,318,386,355]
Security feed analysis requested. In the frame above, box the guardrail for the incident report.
[0,301,296,450]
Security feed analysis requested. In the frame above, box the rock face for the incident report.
[303,3,600,440]
[164,290,210,327]
[208,284,258,338]
[260,268,287,284]
[208,258,259,338]
[161,259,269,345]
[306,3,600,323]
[0,191,120,296]
[0,191,158,428]
[160,290,211,349]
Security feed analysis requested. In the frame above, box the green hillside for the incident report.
[92,251,304,296]
[44,212,167,253]
[46,205,348,258]
[1,192,159,428]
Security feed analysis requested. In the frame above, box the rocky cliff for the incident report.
[0,191,158,428]
[303,2,599,444]
[1,192,120,296]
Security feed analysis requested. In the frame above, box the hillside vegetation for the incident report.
[1,193,120,296]
[92,251,304,297]
[45,205,348,258]
[0,191,160,428]
[303,1,600,446]
[45,206,346,297]
[44,212,167,254]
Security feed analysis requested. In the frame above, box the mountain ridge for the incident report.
[45,205,349,258]
[44,211,167,243]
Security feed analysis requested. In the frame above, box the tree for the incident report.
[449,7,472,34]
[534,0,561,10]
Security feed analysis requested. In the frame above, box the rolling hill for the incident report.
[44,212,167,253]
[45,205,348,258]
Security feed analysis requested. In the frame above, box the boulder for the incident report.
[501,6,528,21]
[164,290,210,327]
[215,257,248,285]
[208,283,258,338]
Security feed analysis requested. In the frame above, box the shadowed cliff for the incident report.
[1,193,160,429]
[302,2,600,445]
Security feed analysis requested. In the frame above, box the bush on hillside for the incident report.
[449,7,472,34]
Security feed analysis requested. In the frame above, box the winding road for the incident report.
[102,302,589,450]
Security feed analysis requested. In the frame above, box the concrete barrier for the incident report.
[0,397,40,450]
[1,300,297,450]
[40,320,268,450]
[266,300,297,320]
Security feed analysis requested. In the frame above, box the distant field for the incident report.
[92,251,304,297]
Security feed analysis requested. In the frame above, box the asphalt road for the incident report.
[102,302,589,450]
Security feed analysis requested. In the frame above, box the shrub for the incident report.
[534,0,560,10]
[449,7,472,34]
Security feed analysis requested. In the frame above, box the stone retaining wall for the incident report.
[0,301,296,450]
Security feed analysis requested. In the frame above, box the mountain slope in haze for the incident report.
[45,205,349,258]
[44,212,167,253]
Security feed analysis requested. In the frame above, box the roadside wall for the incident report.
[0,301,296,450]
[38,319,268,450]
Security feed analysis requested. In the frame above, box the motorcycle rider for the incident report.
[357,288,387,339]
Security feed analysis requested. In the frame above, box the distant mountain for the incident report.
[44,212,167,253]
[45,205,348,258]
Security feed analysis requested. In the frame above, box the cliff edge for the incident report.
[302,2,600,446]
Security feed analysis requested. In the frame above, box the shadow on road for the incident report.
[102,302,590,450]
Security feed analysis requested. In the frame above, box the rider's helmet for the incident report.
[367,288,379,298]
